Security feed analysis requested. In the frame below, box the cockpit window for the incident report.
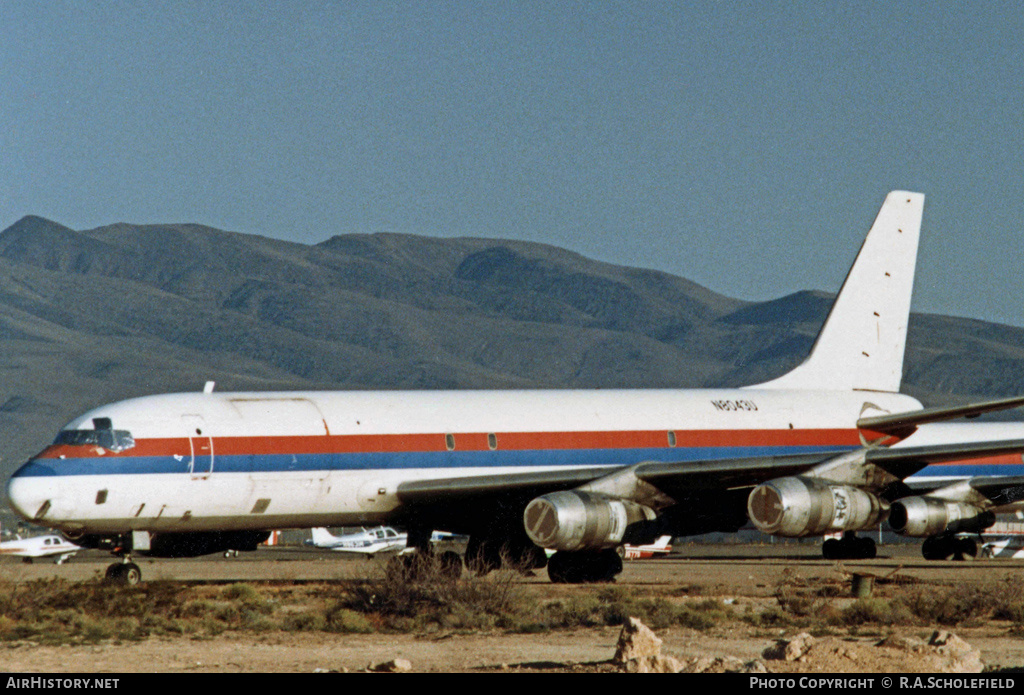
[54,428,135,452]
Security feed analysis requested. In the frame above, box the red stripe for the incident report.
[927,454,1024,467]
[37,427,867,459]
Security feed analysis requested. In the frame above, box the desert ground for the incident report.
[4,542,1024,673]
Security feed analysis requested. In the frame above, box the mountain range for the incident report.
[2,214,1024,485]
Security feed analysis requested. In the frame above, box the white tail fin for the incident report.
[310,527,340,545]
[750,191,924,392]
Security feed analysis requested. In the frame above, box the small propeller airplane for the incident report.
[622,535,673,560]
[307,526,408,554]
[0,533,82,564]
[307,526,467,554]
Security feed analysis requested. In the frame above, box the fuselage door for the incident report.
[182,415,214,478]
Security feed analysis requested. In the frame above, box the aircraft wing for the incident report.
[399,439,1024,503]
[864,438,1024,479]
[395,439,1024,533]
[903,474,1024,506]
[395,452,831,515]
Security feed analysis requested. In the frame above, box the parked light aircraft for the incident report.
[978,516,1024,558]
[0,534,81,564]
[307,526,408,554]
[10,191,1024,584]
[622,535,672,560]
[306,526,465,554]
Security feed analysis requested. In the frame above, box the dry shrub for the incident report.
[897,585,997,626]
[344,553,530,631]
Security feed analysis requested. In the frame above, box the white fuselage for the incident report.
[7,387,922,537]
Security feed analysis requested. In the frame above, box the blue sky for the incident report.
[3,1,1023,325]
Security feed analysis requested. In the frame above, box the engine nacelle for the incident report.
[888,496,995,537]
[523,491,656,552]
[747,476,889,537]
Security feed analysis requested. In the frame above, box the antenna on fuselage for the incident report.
[204,381,216,394]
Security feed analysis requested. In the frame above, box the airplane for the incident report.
[977,518,1024,559]
[0,533,82,564]
[306,526,466,554]
[622,535,672,560]
[307,526,408,554]
[10,190,1024,585]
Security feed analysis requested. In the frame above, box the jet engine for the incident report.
[523,490,656,552]
[888,496,995,537]
[747,476,888,537]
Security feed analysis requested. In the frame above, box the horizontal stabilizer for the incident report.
[857,395,1024,435]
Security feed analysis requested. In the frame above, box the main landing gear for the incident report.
[547,549,623,584]
[386,526,464,581]
[921,534,977,561]
[821,532,877,560]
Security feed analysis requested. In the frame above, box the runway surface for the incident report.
[3,542,1022,591]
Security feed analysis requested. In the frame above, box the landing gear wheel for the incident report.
[105,562,142,585]
[922,534,955,560]
[547,549,623,584]
[822,538,841,560]
[822,534,876,560]
[858,537,877,559]
[953,537,977,561]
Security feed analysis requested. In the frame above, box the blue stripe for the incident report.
[13,445,854,477]
[911,464,1024,478]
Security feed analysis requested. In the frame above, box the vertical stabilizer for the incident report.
[750,191,924,392]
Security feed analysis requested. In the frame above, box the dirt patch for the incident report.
[3,622,1022,673]
[6,546,1024,673]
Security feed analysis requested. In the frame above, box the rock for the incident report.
[623,654,684,673]
[742,659,769,673]
[683,655,769,673]
[927,630,984,673]
[762,631,984,673]
[614,617,664,663]
[876,634,926,652]
[613,617,683,673]
[371,658,412,673]
[763,632,815,661]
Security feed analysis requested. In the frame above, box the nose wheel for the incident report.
[105,561,142,585]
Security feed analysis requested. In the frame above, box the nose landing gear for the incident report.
[104,559,142,585]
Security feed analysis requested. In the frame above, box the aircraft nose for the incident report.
[6,459,57,522]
